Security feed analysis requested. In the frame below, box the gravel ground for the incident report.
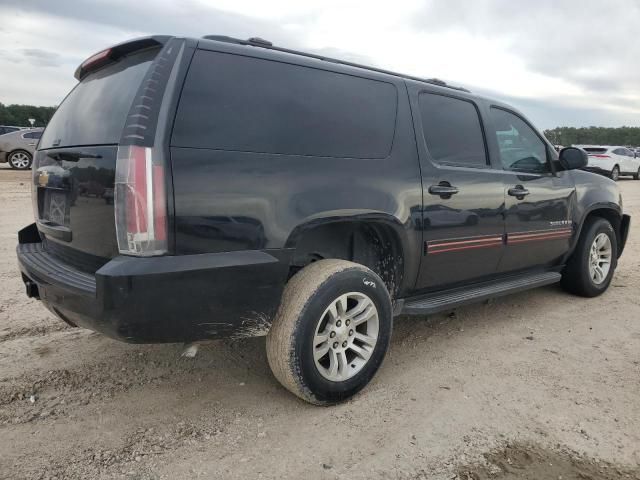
[0,165,639,479]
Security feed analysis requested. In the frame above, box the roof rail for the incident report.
[201,35,470,93]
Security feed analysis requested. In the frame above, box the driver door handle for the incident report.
[508,185,530,198]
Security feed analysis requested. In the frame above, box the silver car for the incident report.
[0,128,43,169]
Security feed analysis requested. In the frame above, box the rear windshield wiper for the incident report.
[46,151,102,162]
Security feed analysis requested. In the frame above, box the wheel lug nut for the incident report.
[345,319,350,326]
[349,330,354,336]
[333,342,339,349]
[342,341,347,348]
[336,320,342,327]
[330,331,336,338]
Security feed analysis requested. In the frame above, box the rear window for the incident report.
[23,131,42,139]
[583,148,608,154]
[419,93,488,167]
[172,50,398,158]
[39,48,158,149]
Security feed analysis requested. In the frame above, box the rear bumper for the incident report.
[17,223,291,343]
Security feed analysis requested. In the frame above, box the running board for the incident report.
[401,271,562,315]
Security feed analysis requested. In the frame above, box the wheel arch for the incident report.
[569,204,625,260]
[284,213,411,299]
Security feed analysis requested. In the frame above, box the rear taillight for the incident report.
[114,145,167,256]
[589,154,610,158]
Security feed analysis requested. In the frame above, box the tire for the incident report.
[266,259,392,405]
[561,217,617,297]
[633,167,640,180]
[610,165,620,181]
[8,150,32,170]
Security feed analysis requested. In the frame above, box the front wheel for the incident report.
[266,259,392,405]
[633,167,640,180]
[8,150,32,170]
[561,217,617,297]
[610,165,620,181]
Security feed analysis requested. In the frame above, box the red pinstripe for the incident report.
[428,241,504,254]
[426,228,573,255]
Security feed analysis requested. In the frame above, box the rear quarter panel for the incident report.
[169,59,423,295]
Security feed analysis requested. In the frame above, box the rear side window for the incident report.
[418,93,488,167]
[40,48,158,149]
[172,50,398,158]
[23,131,42,139]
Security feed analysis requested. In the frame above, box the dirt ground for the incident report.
[0,164,639,480]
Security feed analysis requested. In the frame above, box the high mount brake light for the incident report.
[590,154,611,158]
[80,48,112,74]
[114,145,167,256]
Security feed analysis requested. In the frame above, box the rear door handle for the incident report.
[428,183,459,199]
[508,185,530,199]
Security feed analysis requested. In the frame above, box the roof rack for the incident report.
[201,35,471,93]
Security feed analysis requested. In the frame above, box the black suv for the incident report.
[17,35,630,405]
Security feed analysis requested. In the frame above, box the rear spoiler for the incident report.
[74,35,172,80]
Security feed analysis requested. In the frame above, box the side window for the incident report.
[418,93,488,167]
[172,50,398,158]
[23,131,42,139]
[613,148,624,155]
[490,107,549,173]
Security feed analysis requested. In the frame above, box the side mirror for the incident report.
[559,147,588,170]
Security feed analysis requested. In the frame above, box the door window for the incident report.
[23,131,42,139]
[490,107,549,173]
[418,93,488,167]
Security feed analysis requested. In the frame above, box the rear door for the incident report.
[486,106,575,273]
[409,86,505,290]
[622,148,637,173]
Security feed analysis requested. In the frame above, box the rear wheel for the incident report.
[266,259,392,405]
[610,165,620,181]
[8,150,32,170]
[561,217,617,297]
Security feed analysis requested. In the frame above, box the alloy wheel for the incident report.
[312,292,379,382]
[588,233,612,285]
[10,152,31,169]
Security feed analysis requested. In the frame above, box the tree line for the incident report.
[2,102,640,146]
[544,126,640,147]
[0,103,56,127]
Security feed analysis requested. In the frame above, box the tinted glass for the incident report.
[172,50,398,158]
[23,131,42,139]
[40,48,158,149]
[1,127,18,135]
[418,93,487,167]
[583,148,608,154]
[490,108,549,173]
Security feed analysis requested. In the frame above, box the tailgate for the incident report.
[33,146,118,263]
[31,38,182,269]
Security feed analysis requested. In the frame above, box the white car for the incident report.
[574,145,640,181]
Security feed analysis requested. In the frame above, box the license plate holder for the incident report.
[43,190,69,226]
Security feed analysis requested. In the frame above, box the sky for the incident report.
[0,0,639,130]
